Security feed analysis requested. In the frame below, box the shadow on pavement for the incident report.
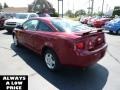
[105,32,120,36]
[2,31,12,35]
[11,43,109,90]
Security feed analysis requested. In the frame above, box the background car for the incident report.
[80,16,92,24]
[0,12,15,30]
[0,16,6,30]
[93,18,111,28]
[87,16,101,27]
[4,13,39,33]
[104,18,120,34]
[13,17,107,71]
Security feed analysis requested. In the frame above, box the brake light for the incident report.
[76,42,84,49]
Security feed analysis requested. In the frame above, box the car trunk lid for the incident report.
[74,28,105,51]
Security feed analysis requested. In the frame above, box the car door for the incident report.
[32,20,54,53]
[22,19,39,49]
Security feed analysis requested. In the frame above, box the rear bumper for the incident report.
[59,44,107,67]
[104,25,118,32]
[94,23,104,28]
[4,25,15,31]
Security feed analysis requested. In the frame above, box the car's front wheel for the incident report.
[44,49,61,71]
[109,30,113,34]
[13,35,19,46]
[117,29,120,35]
[7,30,13,33]
[0,26,4,30]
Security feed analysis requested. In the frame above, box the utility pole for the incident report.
[72,0,75,17]
[88,0,90,14]
[91,0,94,16]
[62,0,63,17]
[87,0,91,15]
[58,0,59,15]
[101,0,104,16]
[58,0,63,17]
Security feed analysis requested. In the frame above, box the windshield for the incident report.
[51,18,91,32]
[15,13,28,19]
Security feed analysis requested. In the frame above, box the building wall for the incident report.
[1,7,28,13]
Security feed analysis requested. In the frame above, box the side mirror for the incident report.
[16,25,23,29]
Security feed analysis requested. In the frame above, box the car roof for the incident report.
[33,17,62,23]
[15,13,37,15]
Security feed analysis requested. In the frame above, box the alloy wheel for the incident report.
[13,35,18,46]
[45,53,55,69]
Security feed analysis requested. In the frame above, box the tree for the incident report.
[0,3,2,11]
[65,10,74,17]
[51,12,59,17]
[94,11,104,16]
[98,11,104,16]
[3,2,8,8]
[112,6,120,16]
[75,9,86,17]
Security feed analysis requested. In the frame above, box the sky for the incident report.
[0,0,120,13]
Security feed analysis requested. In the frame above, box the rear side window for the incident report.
[52,21,64,32]
[37,21,53,32]
[51,18,91,32]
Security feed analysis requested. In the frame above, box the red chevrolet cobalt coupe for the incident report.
[13,17,107,71]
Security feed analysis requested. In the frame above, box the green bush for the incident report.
[50,12,59,17]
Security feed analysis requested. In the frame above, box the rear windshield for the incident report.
[51,18,90,32]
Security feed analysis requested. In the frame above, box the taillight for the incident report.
[76,42,84,49]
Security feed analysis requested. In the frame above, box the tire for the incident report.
[13,35,19,46]
[0,27,4,30]
[117,29,120,35]
[7,30,13,33]
[109,30,113,34]
[44,49,61,71]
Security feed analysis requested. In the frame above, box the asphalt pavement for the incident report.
[0,30,120,90]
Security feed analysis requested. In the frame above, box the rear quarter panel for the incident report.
[33,32,75,64]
